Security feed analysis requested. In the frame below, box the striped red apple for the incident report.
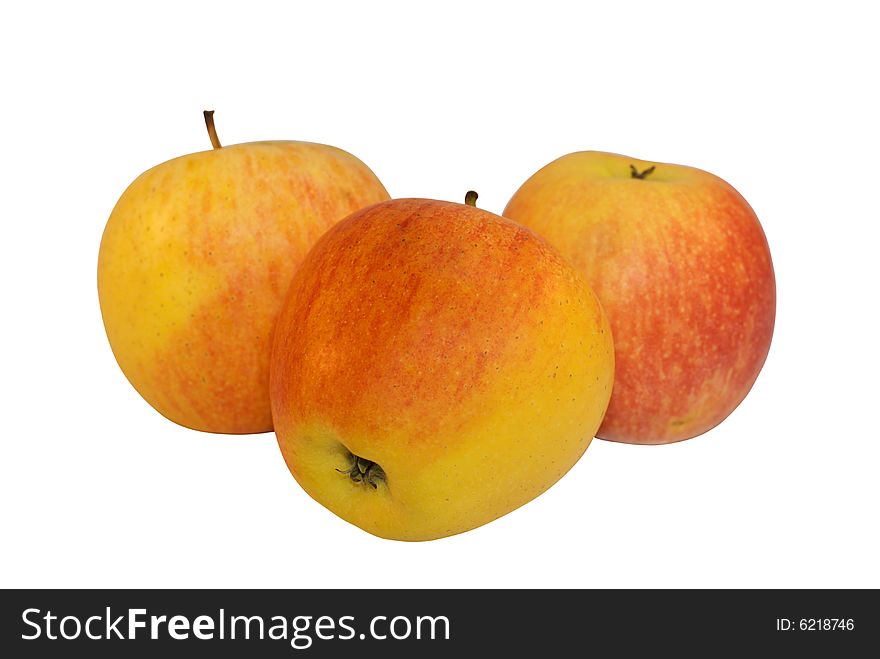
[505,152,775,444]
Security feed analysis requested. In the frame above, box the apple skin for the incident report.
[504,151,775,444]
[270,198,614,540]
[98,141,389,434]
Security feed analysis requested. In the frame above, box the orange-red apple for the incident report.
[270,195,614,540]
[98,112,389,433]
[504,152,775,444]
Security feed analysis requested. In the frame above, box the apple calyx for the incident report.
[629,164,656,180]
[337,451,387,489]
[203,110,222,149]
[464,190,479,207]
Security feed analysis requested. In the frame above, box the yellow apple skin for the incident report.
[98,141,389,434]
[504,152,776,444]
[270,198,614,541]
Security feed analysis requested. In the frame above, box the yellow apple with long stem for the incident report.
[98,112,389,433]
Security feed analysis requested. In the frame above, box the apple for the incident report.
[270,194,614,540]
[98,112,389,433]
[504,151,775,444]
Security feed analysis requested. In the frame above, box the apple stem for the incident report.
[464,190,479,207]
[630,164,656,180]
[203,110,222,149]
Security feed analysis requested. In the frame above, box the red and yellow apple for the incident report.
[270,196,614,540]
[504,151,775,444]
[98,112,389,434]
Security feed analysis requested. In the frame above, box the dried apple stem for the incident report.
[464,190,479,207]
[203,110,222,149]
[630,164,655,180]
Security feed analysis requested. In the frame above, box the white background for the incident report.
[1,1,878,588]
